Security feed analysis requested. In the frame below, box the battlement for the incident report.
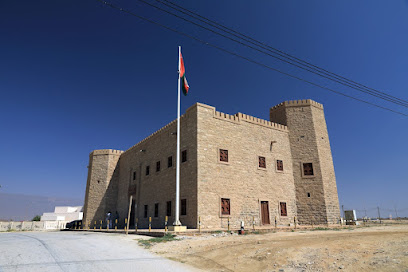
[90,149,124,156]
[123,114,187,156]
[212,107,288,131]
[270,99,324,111]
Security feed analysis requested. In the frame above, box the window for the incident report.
[166,201,172,216]
[303,163,314,176]
[280,202,287,216]
[277,160,283,171]
[145,166,150,176]
[220,149,228,162]
[221,198,230,215]
[154,203,159,217]
[182,150,187,163]
[168,156,173,168]
[181,199,187,215]
[307,193,311,198]
[156,161,160,172]
[132,171,137,180]
[144,205,148,218]
[259,156,266,168]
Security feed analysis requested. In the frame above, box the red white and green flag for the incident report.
[179,51,189,96]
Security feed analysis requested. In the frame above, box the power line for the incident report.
[95,0,408,117]
[138,0,408,108]
[157,0,408,107]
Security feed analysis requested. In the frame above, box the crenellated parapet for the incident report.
[90,149,124,156]
[211,106,288,132]
[271,99,324,111]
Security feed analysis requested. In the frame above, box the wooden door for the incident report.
[261,201,270,225]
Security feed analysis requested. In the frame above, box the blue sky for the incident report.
[0,0,407,219]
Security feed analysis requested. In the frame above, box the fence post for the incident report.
[149,217,151,232]
[94,221,96,230]
[227,217,230,231]
[199,216,201,233]
[135,218,138,232]
[115,219,117,231]
[252,216,255,230]
[124,218,127,231]
[79,221,82,230]
[165,216,168,232]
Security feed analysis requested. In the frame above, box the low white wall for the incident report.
[0,221,68,231]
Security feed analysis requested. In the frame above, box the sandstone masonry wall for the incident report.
[83,149,122,227]
[115,104,198,229]
[270,99,340,225]
[197,103,297,229]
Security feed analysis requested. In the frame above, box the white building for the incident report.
[41,206,83,229]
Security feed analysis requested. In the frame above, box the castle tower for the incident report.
[270,100,340,225]
[83,149,123,227]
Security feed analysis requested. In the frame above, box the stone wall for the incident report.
[270,99,340,225]
[197,103,297,229]
[114,104,198,229]
[82,149,122,227]
[83,100,340,229]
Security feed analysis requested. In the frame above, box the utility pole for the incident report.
[377,206,381,224]
[394,205,399,220]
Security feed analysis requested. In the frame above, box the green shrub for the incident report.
[138,233,178,248]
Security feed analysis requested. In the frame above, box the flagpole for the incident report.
[174,45,181,226]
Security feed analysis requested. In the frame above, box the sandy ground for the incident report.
[151,224,408,272]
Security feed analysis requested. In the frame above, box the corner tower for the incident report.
[270,99,340,225]
[83,149,123,227]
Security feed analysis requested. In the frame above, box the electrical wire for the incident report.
[157,0,408,107]
[95,0,408,117]
[135,0,408,108]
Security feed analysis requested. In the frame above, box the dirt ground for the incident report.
[150,224,408,272]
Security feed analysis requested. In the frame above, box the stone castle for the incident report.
[83,99,340,229]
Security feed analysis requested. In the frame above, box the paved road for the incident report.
[0,231,197,272]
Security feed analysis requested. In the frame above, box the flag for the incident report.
[179,52,189,96]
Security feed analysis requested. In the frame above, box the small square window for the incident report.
[166,201,172,216]
[277,160,283,171]
[154,203,159,217]
[181,199,187,215]
[220,149,228,162]
[168,156,173,168]
[156,161,160,172]
[182,150,187,163]
[303,163,314,176]
[259,156,266,168]
[280,202,287,216]
[145,166,150,176]
[307,193,311,198]
[144,205,148,218]
[133,171,137,180]
[221,198,230,215]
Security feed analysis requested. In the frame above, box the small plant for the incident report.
[138,233,178,248]
[312,227,330,231]
[32,215,41,221]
